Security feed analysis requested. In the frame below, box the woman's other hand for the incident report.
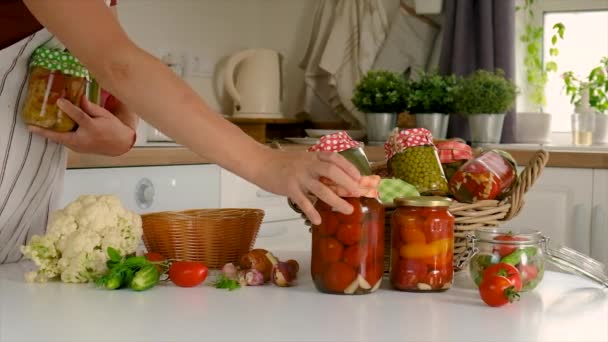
[257,150,362,225]
[28,97,136,156]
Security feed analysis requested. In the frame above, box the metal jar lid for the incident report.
[394,196,453,208]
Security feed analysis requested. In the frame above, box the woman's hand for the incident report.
[255,150,362,225]
[28,97,136,156]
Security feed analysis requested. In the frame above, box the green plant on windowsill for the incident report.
[563,57,608,114]
[454,69,518,115]
[404,71,460,114]
[351,70,407,114]
[517,0,565,109]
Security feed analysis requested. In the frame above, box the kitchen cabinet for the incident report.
[591,169,608,265]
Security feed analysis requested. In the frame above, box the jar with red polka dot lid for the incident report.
[308,132,385,295]
[384,128,449,196]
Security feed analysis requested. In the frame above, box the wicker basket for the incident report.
[289,149,550,273]
[141,208,264,269]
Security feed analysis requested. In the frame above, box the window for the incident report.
[543,10,608,132]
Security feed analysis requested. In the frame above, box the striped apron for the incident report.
[0,30,67,264]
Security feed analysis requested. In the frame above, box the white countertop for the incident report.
[1,251,607,342]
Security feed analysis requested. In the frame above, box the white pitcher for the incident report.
[224,49,283,118]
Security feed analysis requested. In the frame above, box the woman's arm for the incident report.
[23,0,360,224]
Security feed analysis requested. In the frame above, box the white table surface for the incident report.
[1,251,607,342]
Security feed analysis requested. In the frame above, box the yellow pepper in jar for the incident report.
[399,238,452,259]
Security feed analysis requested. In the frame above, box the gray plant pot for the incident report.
[415,113,449,139]
[593,113,608,145]
[515,112,552,144]
[468,113,505,145]
[365,113,397,143]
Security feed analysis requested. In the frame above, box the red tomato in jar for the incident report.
[362,260,383,288]
[318,237,344,263]
[424,254,453,270]
[168,261,209,287]
[336,223,363,245]
[336,198,363,224]
[424,216,452,242]
[483,263,523,291]
[392,259,427,289]
[343,245,367,268]
[323,262,357,292]
[423,270,447,290]
[393,213,424,232]
[494,234,528,258]
[518,264,539,282]
[400,226,427,244]
[317,213,338,236]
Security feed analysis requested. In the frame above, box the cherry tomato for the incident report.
[479,275,520,307]
[343,245,367,268]
[144,252,165,262]
[317,213,339,237]
[318,237,344,263]
[424,216,451,242]
[424,254,452,270]
[336,223,363,245]
[168,261,209,288]
[394,213,424,233]
[323,262,357,292]
[423,270,448,290]
[336,198,363,224]
[392,259,427,289]
[494,234,528,258]
[483,263,523,291]
[518,264,539,282]
[400,226,426,244]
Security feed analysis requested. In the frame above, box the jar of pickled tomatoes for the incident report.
[390,196,454,292]
[308,131,385,295]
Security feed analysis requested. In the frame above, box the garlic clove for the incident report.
[417,283,433,291]
[357,274,371,290]
[371,278,382,292]
[343,278,359,294]
[442,282,452,290]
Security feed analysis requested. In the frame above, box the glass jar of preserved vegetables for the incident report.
[308,132,385,295]
[385,128,449,196]
[21,47,90,132]
[435,139,473,182]
[448,149,517,203]
[390,196,454,292]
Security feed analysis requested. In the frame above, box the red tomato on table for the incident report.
[168,261,209,287]
[479,275,520,307]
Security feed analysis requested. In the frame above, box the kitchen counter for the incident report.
[1,251,607,342]
[67,144,608,169]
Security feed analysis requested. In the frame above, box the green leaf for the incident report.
[546,61,558,72]
[214,275,241,291]
[551,36,557,45]
[107,247,121,262]
[549,48,559,57]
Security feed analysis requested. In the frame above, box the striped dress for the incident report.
[0,31,67,263]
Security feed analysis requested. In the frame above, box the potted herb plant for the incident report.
[352,70,407,143]
[515,0,565,144]
[563,57,608,145]
[404,71,459,139]
[454,69,518,145]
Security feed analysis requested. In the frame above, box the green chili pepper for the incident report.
[130,265,160,291]
[500,249,525,265]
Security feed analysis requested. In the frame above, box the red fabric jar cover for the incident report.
[384,128,435,160]
[436,140,473,164]
[307,131,361,153]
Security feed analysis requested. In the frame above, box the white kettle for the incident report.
[224,49,283,118]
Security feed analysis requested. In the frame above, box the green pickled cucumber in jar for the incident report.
[384,128,448,196]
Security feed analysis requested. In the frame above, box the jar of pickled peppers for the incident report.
[21,47,90,132]
[385,128,449,196]
[308,132,385,295]
[390,196,454,292]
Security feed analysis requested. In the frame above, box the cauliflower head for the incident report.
[21,195,143,283]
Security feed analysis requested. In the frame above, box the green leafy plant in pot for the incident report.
[515,0,565,144]
[404,71,459,139]
[562,57,608,145]
[352,70,407,143]
[454,69,518,145]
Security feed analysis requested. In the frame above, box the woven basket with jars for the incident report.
[286,129,549,275]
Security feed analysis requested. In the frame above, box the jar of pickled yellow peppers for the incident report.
[21,47,90,132]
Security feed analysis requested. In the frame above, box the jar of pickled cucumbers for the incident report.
[308,132,385,295]
[390,196,454,292]
[385,128,449,196]
[21,47,90,132]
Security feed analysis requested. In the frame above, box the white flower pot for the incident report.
[514,112,552,144]
[468,114,505,145]
[414,0,443,14]
[415,113,449,139]
[593,113,608,145]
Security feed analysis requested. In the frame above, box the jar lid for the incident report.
[30,47,90,78]
[384,128,434,160]
[394,196,452,207]
[307,131,361,153]
[474,228,542,244]
[436,140,473,164]
[544,244,608,288]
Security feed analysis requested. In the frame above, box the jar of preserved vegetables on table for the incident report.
[385,128,449,196]
[390,196,454,292]
[435,139,473,182]
[21,47,90,132]
[308,132,385,295]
